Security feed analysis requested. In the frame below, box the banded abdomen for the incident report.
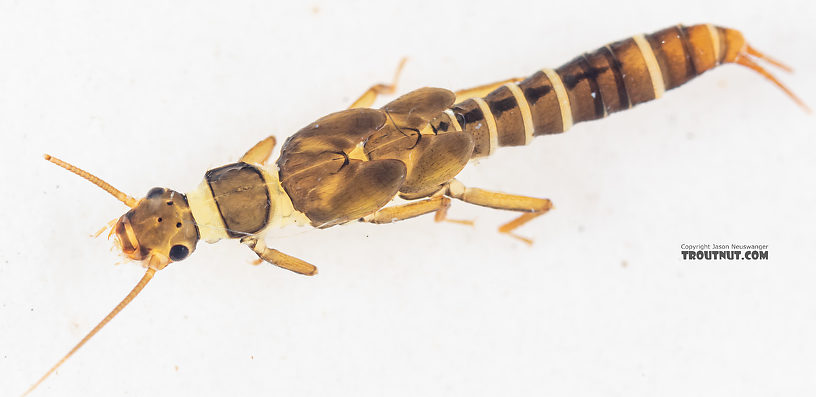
[430,24,758,158]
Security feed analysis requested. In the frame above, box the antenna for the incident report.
[21,265,159,396]
[44,154,139,208]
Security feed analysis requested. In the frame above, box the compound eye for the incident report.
[169,245,190,261]
[146,187,165,198]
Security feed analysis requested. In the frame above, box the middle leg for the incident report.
[361,195,473,226]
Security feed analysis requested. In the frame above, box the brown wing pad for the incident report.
[279,108,407,227]
[380,87,456,131]
[285,159,406,227]
[281,108,387,154]
[366,88,457,159]
[399,132,474,195]
[366,87,473,197]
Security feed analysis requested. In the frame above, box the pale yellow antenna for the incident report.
[44,154,139,208]
[21,266,158,397]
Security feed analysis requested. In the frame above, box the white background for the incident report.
[2,1,815,396]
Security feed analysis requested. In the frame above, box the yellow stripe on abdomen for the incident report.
[540,68,573,132]
[503,82,534,145]
[633,34,666,99]
[472,97,499,155]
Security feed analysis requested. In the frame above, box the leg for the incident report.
[446,180,553,245]
[348,58,408,109]
[454,77,525,102]
[241,136,277,165]
[361,195,473,225]
[241,236,317,276]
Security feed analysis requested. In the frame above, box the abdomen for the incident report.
[431,24,743,158]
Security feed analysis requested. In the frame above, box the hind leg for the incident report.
[348,58,407,109]
[446,180,553,245]
[454,77,524,102]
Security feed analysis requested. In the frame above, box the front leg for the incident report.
[241,136,277,165]
[241,236,318,276]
